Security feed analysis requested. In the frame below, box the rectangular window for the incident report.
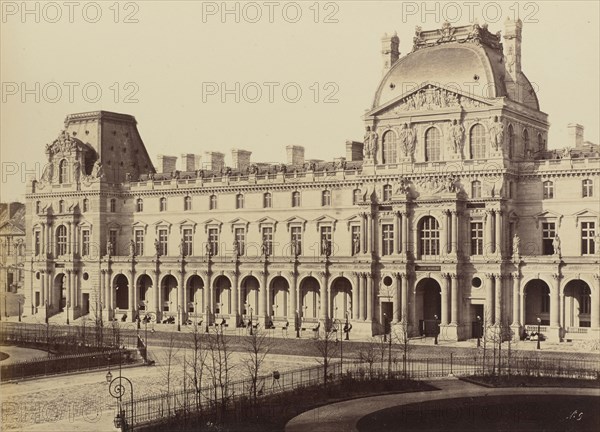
[35,231,41,256]
[581,293,591,314]
[382,224,394,256]
[135,229,144,256]
[542,222,556,255]
[543,181,554,199]
[581,222,595,255]
[109,229,118,256]
[291,226,302,255]
[235,228,245,255]
[470,222,484,255]
[110,199,116,213]
[158,229,168,256]
[351,225,361,256]
[208,228,219,256]
[81,229,90,256]
[320,226,332,255]
[262,227,273,256]
[183,228,193,256]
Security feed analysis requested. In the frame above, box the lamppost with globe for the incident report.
[476,315,482,347]
[106,350,134,431]
[433,314,439,345]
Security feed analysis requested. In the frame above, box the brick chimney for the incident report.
[567,124,584,148]
[231,149,252,171]
[157,155,177,173]
[203,151,225,171]
[286,145,305,166]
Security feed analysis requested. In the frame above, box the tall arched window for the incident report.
[508,124,514,158]
[136,198,143,212]
[543,180,554,199]
[352,189,361,205]
[236,193,244,209]
[321,190,331,206]
[381,130,397,164]
[419,216,440,256]
[263,192,272,208]
[56,225,67,256]
[58,200,65,213]
[292,191,301,207]
[470,124,486,159]
[58,159,68,184]
[159,197,167,212]
[82,198,89,212]
[471,180,482,198]
[523,129,530,156]
[537,133,544,152]
[184,196,192,211]
[425,127,441,161]
[209,195,217,210]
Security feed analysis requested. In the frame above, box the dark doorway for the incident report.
[83,293,90,314]
[381,301,393,323]
[471,304,484,339]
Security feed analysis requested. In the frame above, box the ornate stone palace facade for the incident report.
[24,20,599,342]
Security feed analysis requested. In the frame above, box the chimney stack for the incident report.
[179,154,202,172]
[346,140,364,161]
[203,151,225,171]
[567,123,584,148]
[157,155,177,173]
[286,145,305,166]
[231,149,252,171]
[381,32,400,75]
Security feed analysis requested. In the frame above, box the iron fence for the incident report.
[0,349,138,381]
[122,353,599,428]
[0,321,138,349]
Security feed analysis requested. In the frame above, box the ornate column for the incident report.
[366,214,372,254]
[494,274,502,325]
[484,273,494,325]
[319,271,329,322]
[128,271,134,316]
[179,270,186,317]
[66,269,72,316]
[511,272,521,327]
[592,274,600,329]
[154,270,161,315]
[393,272,400,323]
[485,210,494,256]
[400,272,408,323]
[41,222,46,256]
[361,213,367,254]
[451,210,458,255]
[231,271,239,321]
[105,270,112,316]
[260,270,268,319]
[291,271,299,318]
[401,211,408,255]
[393,212,400,254]
[352,272,360,320]
[551,274,561,327]
[205,271,212,321]
[366,273,373,321]
[359,272,365,321]
[450,273,458,325]
[67,222,72,255]
[441,211,448,255]
[441,273,450,325]
[40,270,46,306]
[495,210,502,256]
[47,223,53,258]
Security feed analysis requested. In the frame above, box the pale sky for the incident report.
[1,1,599,202]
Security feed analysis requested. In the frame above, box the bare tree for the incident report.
[157,332,180,415]
[206,325,234,421]
[357,339,377,378]
[243,328,273,407]
[392,315,413,378]
[313,327,339,389]
[185,320,208,413]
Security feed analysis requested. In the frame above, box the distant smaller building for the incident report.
[0,202,26,294]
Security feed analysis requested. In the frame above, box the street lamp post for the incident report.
[177,305,181,332]
[249,306,253,336]
[205,305,210,334]
[383,313,389,342]
[344,310,351,341]
[434,314,439,345]
[66,301,70,325]
[295,310,300,338]
[106,349,134,431]
[536,316,541,350]
[18,298,23,322]
[476,315,482,347]
[45,300,48,324]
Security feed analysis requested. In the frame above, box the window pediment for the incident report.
[285,216,307,231]
[534,210,562,229]
[572,209,599,227]
[178,219,197,233]
[229,217,250,232]
[203,218,223,233]
[314,215,337,231]
[257,216,278,232]
[153,219,172,234]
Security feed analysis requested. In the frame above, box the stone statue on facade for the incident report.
[106,241,113,257]
[233,239,240,257]
[363,126,378,159]
[449,119,465,154]
[129,240,135,257]
[40,158,54,183]
[72,160,81,183]
[154,239,160,256]
[561,147,571,159]
[399,123,416,158]
[512,234,520,258]
[91,160,104,179]
[489,116,504,151]
[352,235,360,255]
[552,235,562,258]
